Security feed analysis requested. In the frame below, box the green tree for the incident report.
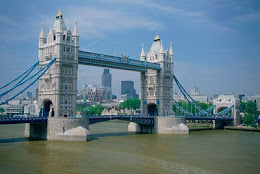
[76,107,87,112]
[76,105,104,116]
[120,99,140,110]
[240,101,257,114]
[87,105,104,116]
[0,108,4,114]
[240,101,246,112]
[243,113,255,126]
[173,101,213,115]
[245,101,257,114]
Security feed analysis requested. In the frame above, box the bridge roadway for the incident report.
[0,116,47,124]
[78,51,161,72]
[0,115,233,125]
[185,116,234,121]
[88,115,154,125]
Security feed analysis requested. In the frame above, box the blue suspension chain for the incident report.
[0,58,56,106]
[173,75,209,115]
[0,61,39,90]
[173,99,192,116]
[0,60,53,97]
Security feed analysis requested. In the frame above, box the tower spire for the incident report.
[154,33,160,41]
[72,20,79,36]
[169,42,174,55]
[159,40,164,54]
[56,7,62,19]
[39,22,45,38]
[140,44,145,57]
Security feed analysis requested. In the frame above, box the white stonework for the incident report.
[128,122,141,132]
[154,116,188,134]
[56,126,90,141]
[213,94,241,126]
[47,117,89,140]
[38,9,79,118]
[128,116,189,134]
[140,34,174,116]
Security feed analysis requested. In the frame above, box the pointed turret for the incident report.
[169,42,174,55]
[154,33,160,41]
[56,7,62,19]
[56,19,62,33]
[52,8,66,32]
[48,28,53,36]
[140,44,146,61]
[140,44,145,57]
[159,41,164,54]
[39,22,45,39]
[72,21,79,36]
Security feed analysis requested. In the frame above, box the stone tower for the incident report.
[140,34,174,116]
[38,8,79,118]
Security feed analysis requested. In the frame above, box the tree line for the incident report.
[240,101,259,126]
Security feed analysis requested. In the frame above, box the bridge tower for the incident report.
[26,9,90,141]
[38,8,79,118]
[140,34,174,116]
[213,94,241,128]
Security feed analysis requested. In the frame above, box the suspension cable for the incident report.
[0,61,39,90]
[0,60,53,97]
[0,58,56,105]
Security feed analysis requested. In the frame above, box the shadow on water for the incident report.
[91,132,136,138]
[189,128,214,131]
[0,137,28,143]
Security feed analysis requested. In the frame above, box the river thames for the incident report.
[0,122,259,174]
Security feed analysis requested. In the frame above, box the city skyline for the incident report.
[0,0,259,98]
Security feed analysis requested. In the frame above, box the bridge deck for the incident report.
[89,115,154,125]
[78,51,161,72]
[0,116,47,124]
[0,115,234,125]
[184,116,234,121]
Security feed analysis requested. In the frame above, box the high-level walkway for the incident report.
[78,51,161,72]
[0,115,233,125]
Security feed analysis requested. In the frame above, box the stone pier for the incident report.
[128,116,189,134]
[25,117,90,141]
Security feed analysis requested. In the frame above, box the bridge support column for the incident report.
[154,116,189,134]
[47,117,90,141]
[25,117,91,141]
[233,110,241,126]
[233,102,241,126]
[213,120,225,129]
[128,122,155,133]
[128,116,189,134]
[25,123,47,140]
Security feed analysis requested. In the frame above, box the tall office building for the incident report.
[101,69,112,100]
[35,89,39,101]
[121,81,138,99]
[102,69,111,87]
[27,91,33,99]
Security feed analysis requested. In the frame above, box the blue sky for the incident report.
[0,0,259,98]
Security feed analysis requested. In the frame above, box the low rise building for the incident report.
[248,95,260,112]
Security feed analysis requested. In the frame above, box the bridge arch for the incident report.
[147,103,158,116]
[42,99,54,117]
[217,106,228,113]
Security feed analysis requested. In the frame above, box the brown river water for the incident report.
[0,122,259,174]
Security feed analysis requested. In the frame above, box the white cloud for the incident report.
[0,16,18,26]
[235,11,260,22]
[61,7,161,39]
[99,0,233,32]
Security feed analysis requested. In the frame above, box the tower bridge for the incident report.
[0,9,240,141]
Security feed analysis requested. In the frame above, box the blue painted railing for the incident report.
[78,51,161,72]
[88,115,154,125]
[0,116,47,124]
